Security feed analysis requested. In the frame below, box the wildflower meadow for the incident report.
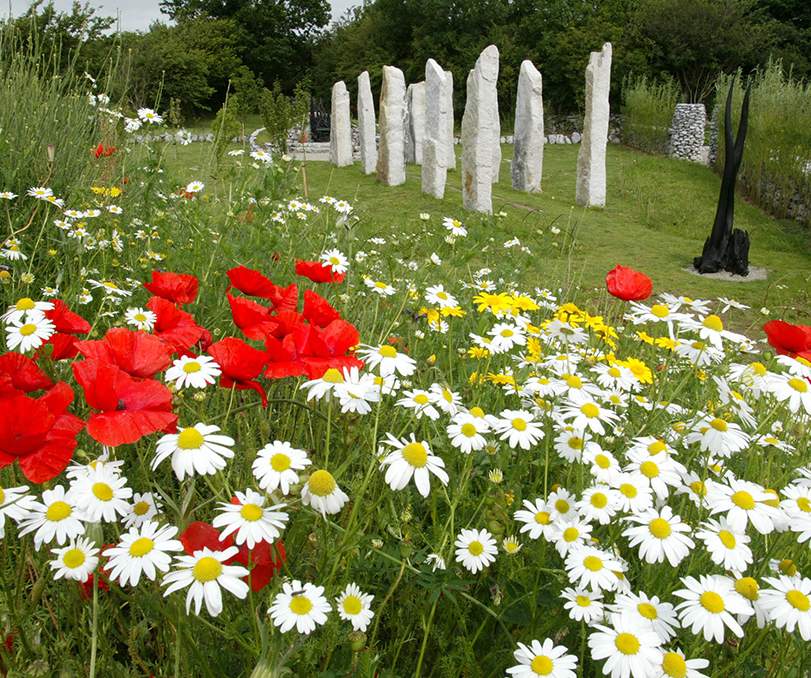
[2,26,811,678]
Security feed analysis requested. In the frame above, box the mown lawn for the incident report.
[162,140,811,333]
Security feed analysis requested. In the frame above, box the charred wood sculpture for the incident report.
[694,78,752,276]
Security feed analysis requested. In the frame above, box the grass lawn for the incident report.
[164,140,811,334]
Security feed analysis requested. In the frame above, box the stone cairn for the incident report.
[357,71,377,175]
[512,60,544,193]
[405,82,426,165]
[461,45,500,214]
[669,103,706,163]
[422,59,454,199]
[329,81,352,167]
[377,65,407,186]
[576,42,612,208]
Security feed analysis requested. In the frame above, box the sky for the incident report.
[3,0,360,31]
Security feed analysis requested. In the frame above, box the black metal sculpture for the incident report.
[694,78,752,276]
[309,96,331,142]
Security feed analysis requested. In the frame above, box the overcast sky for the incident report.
[3,0,360,31]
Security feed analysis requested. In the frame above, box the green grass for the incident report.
[164,141,811,334]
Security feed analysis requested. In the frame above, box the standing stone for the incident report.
[575,42,612,208]
[443,70,456,170]
[357,71,377,175]
[377,66,407,186]
[511,60,544,193]
[405,82,426,165]
[461,45,500,213]
[329,81,352,167]
[422,59,452,198]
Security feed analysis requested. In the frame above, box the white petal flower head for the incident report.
[356,343,416,377]
[759,575,811,640]
[50,537,99,582]
[162,547,248,617]
[5,316,55,353]
[104,521,183,587]
[152,424,235,481]
[379,434,449,497]
[587,613,663,678]
[269,580,332,634]
[18,485,85,550]
[673,574,753,643]
[252,440,311,495]
[336,582,374,632]
[621,506,695,567]
[301,469,349,516]
[212,489,288,549]
[506,638,578,678]
[1,297,53,324]
[454,528,497,573]
[165,355,221,390]
[493,409,544,450]
[69,465,133,523]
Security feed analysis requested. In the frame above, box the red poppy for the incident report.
[0,382,84,483]
[605,265,653,301]
[94,143,116,159]
[226,266,298,311]
[147,296,207,354]
[78,569,111,600]
[763,320,811,361]
[40,299,92,360]
[0,352,53,398]
[303,289,340,328]
[76,328,172,379]
[233,541,286,592]
[72,359,177,446]
[143,271,199,305]
[295,260,345,284]
[180,521,235,554]
[208,338,268,406]
[227,293,278,341]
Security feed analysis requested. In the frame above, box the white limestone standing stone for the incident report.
[405,82,426,165]
[443,70,456,170]
[575,42,612,207]
[422,59,451,198]
[512,60,544,193]
[461,45,500,213]
[357,70,377,175]
[329,81,352,167]
[377,66,407,186]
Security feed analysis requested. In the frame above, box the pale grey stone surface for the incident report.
[357,70,377,174]
[575,42,612,207]
[512,60,544,193]
[377,66,407,186]
[461,45,500,213]
[422,59,452,198]
[443,70,456,170]
[405,82,426,165]
[330,81,352,167]
[669,103,706,163]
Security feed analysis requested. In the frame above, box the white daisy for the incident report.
[165,355,221,390]
[123,492,161,528]
[5,316,55,352]
[301,367,346,401]
[514,498,556,541]
[211,489,288,549]
[69,465,132,523]
[673,574,752,643]
[561,587,604,624]
[335,582,374,632]
[252,441,311,495]
[301,469,349,516]
[587,613,663,678]
[506,638,578,678]
[565,545,624,592]
[269,580,332,634]
[320,249,349,274]
[759,575,811,640]
[152,424,235,480]
[446,412,489,454]
[1,297,53,323]
[50,537,99,582]
[379,434,449,497]
[104,521,183,586]
[124,307,157,331]
[18,485,85,550]
[694,518,752,572]
[493,409,544,450]
[454,528,497,573]
[621,506,694,567]
[609,592,679,643]
[356,344,416,377]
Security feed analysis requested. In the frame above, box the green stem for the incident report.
[89,573,99,678]
[414,595,439,678]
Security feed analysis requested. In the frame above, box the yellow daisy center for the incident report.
[133,500,150,516]
[461,423,477,437]
[530,656,554,675]
[308,470,337,497]
[638,602,658,620]
[290,594,313,615]
[797,497,811,513]
[779,559,797,576]
[647,440,666,455]
[177,427,205,450]
[703,314,723,332]
[568,436,583,450]
[648,518,671,539]
[614,633,641,655]
[402,442,428,468]
[192,556,222,583]
[182,361,201,374]
[731,490,755,510]
[129,537,154,557]
[786,590,810,612]
[788,378,808,393]
[562,527,579,542]
[620,483,637,498]
[591,493,608,509]
[555,499,570,514]
[469,406,485,418]
[511,417,528,431]
[710,418,728,432]
[690,480,707,496]
[580,403,599,418]
[62,548,86,569]
[15,297,35,310]
[650,304,669,318]
[92,482,113,502]
[576,595,591,607]
[414,394,430,405]
[322,368,344,384]
[699,591,725,613]
[0,488,4,504]
[271,453,292,472]
[564,374,582,389]
[608,367,621,378]
[19,323,37,336]
[662,652,688,678]
[534,511,550,525]
[583,555,603,571]
[735,577,759,601]
[379,345,397,358]
[134,313,147,322]
[468,540,484,556]
[342,595,362,615]
[240,504,263,522]
[46,501,72,521]
[640,461,659,478]
[718,530,736,549]
[595,454,611,469]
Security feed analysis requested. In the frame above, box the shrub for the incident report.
[715,61,811,225]
[260,81,310,153]
[622,75,679,154]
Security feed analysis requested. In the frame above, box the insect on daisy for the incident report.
[506,638,578,678]
[454,528,498,573]
[165,354,222,390]
[252,441,311,495]
[336,583,375,632]
[152,424,235,481]
[162,546,249,617]
[50,537,99,582]
[379,433,449,497]
[104,521,183,587]
[212,489,288,549]
[301,469,349,516]
[269,580,332,634]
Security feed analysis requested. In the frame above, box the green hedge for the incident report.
[621,75,679,154]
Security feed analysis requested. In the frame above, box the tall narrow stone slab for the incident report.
[512,60,544,193]
[575,42,612,207]
[330,81,352,167]
[357,71,377,175]
[461,45,499,213]
[422,59,451,198]
[377,66,407,186]
[443,69,456,170]
[405,82,426,165]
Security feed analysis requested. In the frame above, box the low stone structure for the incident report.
[329,81,352,167]
[669,103,706,163]
[576,42,612,208]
